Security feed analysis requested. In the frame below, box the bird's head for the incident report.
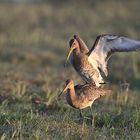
[64,37,80,67]
[58,79,74,97]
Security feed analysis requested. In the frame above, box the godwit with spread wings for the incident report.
[65,35,140,87]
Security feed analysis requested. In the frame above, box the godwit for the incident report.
[59,79,111,125]
[65,35,140,87]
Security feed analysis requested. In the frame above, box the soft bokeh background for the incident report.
[0,0,140,139]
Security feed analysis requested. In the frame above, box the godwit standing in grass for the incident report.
[65,35,140,87]
[59,79,111,125]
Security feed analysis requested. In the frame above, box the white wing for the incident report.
[88,34,140,76]
[74,35,89,53]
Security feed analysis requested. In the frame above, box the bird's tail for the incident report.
[98,87,112,97]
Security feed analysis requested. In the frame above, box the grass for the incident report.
[0,0,140,139]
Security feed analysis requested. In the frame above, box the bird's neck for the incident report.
[68,86,77,101]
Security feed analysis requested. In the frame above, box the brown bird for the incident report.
[65,35,140,87]
[59,79,111,125]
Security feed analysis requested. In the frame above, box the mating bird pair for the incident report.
[59,34,140,124]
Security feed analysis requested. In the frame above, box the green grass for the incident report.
[0,1,140,139]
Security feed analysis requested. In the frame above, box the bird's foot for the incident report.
[95,83,101,87]
[100,81,106,84]
[95,80,108,87]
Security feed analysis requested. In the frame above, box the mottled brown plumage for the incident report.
[59,79,111,125]
[65,36,104,87]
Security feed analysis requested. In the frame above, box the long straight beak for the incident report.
[64,47,74,67]
[58,86,68,98]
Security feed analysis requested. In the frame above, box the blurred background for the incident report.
[0,0,140,94]
[0,0,140,139]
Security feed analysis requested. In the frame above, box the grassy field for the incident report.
[0,1,140,139]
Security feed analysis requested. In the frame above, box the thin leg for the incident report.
[79,109,84,123]
[90,106,95,127]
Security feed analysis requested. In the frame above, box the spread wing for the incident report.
[88,34,140,76]
[74,35,89,53]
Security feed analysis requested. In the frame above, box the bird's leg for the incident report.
[90,106,95,127]
[79,109,84,124]
[95,82,101,87]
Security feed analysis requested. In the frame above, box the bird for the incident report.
[58,79,111,126]
[65,34,140,87]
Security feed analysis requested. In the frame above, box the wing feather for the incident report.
[88,35,140,76]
